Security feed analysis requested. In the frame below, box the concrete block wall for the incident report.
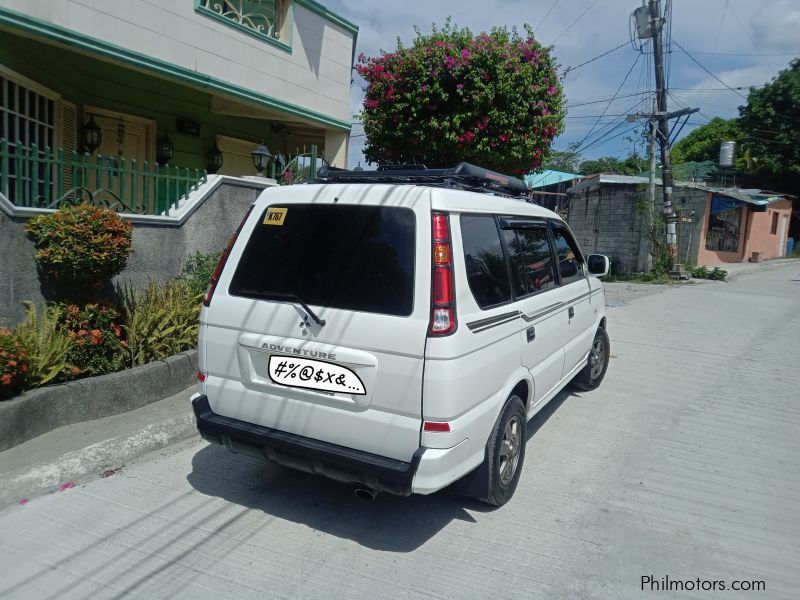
[567,183,651,273]
[0,182,260,326]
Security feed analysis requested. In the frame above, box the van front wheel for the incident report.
[478,395,527,506]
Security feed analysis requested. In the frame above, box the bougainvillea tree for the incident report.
[355,22,564,175]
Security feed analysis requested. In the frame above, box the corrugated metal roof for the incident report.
[570,174,789,206]
[525,170,582,188]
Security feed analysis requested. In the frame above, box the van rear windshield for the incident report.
[229,204,416,316]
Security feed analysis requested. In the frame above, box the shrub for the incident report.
[120,280,201,367]
[0,328,30,400]
[26,205,132,289]
[692,265,727,281]
[14,302,74,387]
[356,21,564,174]
[58,303,126,377]
[182,251,223,297]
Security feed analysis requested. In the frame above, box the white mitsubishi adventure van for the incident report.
[192,163,610,506]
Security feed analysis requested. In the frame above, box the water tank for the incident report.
[719,141,736,167]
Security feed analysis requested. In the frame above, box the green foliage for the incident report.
[26,205,132,289]
[542,147,581,173]
[182,251,223,297]
[671,117,743,165]
[738,58,800,188]
[579,153,647,176]
[692,265,727,281]
[0,327,30,399]
[120,280,201,368]
[58,303,127,377]
[356,20,564,175]
[14,302,74,387]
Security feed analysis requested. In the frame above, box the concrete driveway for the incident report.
[1,265,798,599]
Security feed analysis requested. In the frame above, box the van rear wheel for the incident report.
[572,327,610,391]
[476,395,526,506]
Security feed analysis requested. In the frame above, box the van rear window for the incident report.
[229,204,415,316]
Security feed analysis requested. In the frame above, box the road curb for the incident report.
[724,258,800,282]
[0,411,198,509]
[0,350,198,452]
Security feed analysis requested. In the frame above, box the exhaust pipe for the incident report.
[353,487,378,501]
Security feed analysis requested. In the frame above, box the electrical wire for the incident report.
[535,0,561,34]
[571,52,643,153]
[562,41,630,76]
[551,0,602,44]
[672,40,747,99]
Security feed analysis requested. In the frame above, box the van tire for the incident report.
[477,395,527,506]
[572,326,610,391]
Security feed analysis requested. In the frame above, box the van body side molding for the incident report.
[466,310,521,332]
[520,302,565,323]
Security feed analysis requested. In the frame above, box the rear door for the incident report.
[201,185,430,462]
[501,221,566,404]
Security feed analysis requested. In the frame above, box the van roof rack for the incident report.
[314,162,530,199]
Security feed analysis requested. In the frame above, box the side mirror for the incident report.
[587,254,610,277]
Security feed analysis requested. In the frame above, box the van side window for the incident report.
[551,225,585,285]
[460,215,512,309]
[500,229,529,298]
[515,226,557,293]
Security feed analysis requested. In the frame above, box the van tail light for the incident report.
[203,204,254,307]
[428,212,457,336]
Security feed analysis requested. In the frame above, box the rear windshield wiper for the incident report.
[234,290,326,327]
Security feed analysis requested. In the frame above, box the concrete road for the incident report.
[1,265,798,599]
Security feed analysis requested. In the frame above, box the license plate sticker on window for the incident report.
[267,355,366,395]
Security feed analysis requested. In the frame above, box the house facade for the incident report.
[566,174,794,273]
[0,0,357,214]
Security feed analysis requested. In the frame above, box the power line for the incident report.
[572,52,643,153]
[551,0,602,44]
[563,41,629,76]
[566,90,653,107]
[681,50,798,57]
[672,40,747,99]
[535,0,561,34]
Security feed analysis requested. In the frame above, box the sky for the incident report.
[320,0,800,169]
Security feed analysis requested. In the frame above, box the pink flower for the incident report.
[461,49,471,60]
[421,84,428,92]
[456,83,465,90]
[547,86,557,95]
[499,134,511,143]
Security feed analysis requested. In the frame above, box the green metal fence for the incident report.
[0,138,207,215]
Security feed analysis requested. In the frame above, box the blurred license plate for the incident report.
[268,355,366,395]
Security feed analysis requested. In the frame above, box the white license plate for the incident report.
[267,355,366,395]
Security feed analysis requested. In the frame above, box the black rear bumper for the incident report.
[192,395,423,496]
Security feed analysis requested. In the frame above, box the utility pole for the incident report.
[648,0,678,264]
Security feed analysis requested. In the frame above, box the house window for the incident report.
[771,212,779,235]
[706,196,743,253]
[197,0,290,48]
[1,73,57,205]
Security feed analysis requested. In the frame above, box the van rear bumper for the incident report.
[192,394,424,496]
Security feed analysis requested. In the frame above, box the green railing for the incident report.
[0,139,207,215]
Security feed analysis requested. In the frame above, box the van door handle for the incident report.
[526,327,536,342]
[568,306,575,319]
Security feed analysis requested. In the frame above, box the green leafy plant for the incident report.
[26,205,132,289]
[58,303,127,377]
[356,20,564,174]
[14,302,75,387]
[692,265,727,281]
[182,251,223,297]
[120,280,201,367]
[0,327,30,400]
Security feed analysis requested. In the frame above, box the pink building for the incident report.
[696,191,793,265]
